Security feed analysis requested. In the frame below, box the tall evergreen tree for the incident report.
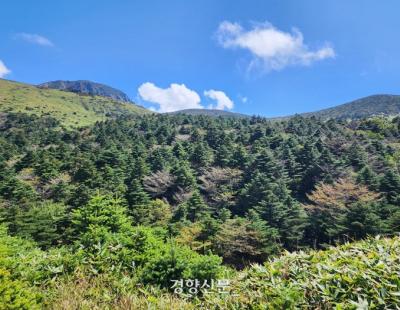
[125,179,151,224]
[380,170,400,204]
[172,161,196,191]
[347,142,367,171]
[186,191,210,222]
[253,180,307,250]
[357,165,379,191]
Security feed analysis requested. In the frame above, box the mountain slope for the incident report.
[301,94,400,120]
[172,95,400,120]
[169,108,250,118]
[0,79,149,127]
[38,80,132,102]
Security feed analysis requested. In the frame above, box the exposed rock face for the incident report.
[38,80,131,102]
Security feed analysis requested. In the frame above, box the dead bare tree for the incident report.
[143,170,176,197]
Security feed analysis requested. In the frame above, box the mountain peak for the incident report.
[38,80,131,102]
[300,94,400,119]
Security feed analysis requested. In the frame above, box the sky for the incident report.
[1,0,400,116]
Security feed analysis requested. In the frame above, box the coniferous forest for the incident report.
[3,1,400,308]
[1,111,400,308]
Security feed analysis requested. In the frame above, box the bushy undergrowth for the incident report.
[1,223,399,309]
[201,236,400,309]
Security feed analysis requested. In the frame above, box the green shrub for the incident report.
[141,242,223,288]
[202,236,400,309]
[0,227,42,309]
[0,268,41,310]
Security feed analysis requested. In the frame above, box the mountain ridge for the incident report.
[2,78,400,124]
[300,94,400,119]
[171,94,400,120]
[38,80,132,103]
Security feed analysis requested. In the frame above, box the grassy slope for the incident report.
[0,79,150,127]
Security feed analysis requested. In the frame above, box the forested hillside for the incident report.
[0,111,400,308]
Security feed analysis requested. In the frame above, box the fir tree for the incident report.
[125,179,151,224]
[186,191,210,222]
[357,165,379,191]
[172,161,196,191]
[380,170,400,204]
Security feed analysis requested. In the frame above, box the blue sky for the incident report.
[1,0,400,116]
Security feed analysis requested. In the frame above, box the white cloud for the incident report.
[216,21,335,72]
[204,89,234,110]
[138,82,203,113]
[0,60,11,78]
[16,33,54,47]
